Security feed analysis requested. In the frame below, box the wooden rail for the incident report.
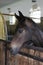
[0,13,15,16]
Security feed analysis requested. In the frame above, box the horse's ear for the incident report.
[18,11,24,17]
[15,13,20,20]
[15,13,21,21]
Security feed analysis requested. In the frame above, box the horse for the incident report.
[7,11,43,55]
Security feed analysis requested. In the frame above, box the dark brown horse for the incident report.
[7,11,43,55]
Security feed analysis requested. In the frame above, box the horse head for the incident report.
[9,11,43,55]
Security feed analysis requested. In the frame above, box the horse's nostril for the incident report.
[10,49,14,55]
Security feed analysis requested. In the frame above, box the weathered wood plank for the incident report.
[0,42,43,65]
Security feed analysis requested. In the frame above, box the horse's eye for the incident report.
[18,29,23,33]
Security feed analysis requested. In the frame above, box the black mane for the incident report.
[25,16,37,25]
[24,16,41,30]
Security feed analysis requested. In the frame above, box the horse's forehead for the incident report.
[25,19,32,28]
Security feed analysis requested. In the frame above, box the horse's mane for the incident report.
[25,16,41,30]
[25,16,37,25]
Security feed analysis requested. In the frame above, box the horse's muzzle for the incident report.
[9,47,20,55]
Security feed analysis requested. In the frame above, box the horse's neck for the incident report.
[36,26,43,44]
[39,30,43,39]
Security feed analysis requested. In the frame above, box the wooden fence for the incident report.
[0,41,43,65]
